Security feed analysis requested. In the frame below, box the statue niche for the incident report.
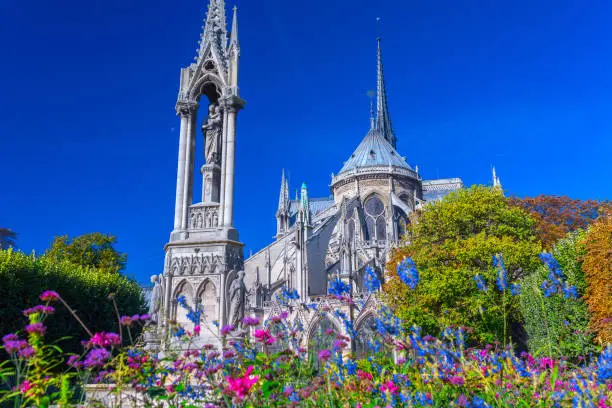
[202,103,222,165]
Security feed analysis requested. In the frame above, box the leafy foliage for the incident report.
[0,249,146,356]
[45,232,127,273]
[383,186,542,344]
[0,228,17,250]
[581,213,612,345]
[509,195,608,249]
[518,230,597,359]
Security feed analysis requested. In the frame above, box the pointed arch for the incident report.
[196,279,218,326]
[172,279,195,329]
[189,72,225,103]
[363,194,387,242]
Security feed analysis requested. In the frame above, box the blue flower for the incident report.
[397,257,419,290]
[562,283,578,299]
[493,255,508,292]
[596,344,612,384]
[364,267,381,292]
[474,275,487,292]
[375,306,403,337]
[510,283,521,296]
[173,327,186,337]
[328,277,351,297]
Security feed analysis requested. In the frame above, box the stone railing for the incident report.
[188,203,220,230]
[331,165,420,186]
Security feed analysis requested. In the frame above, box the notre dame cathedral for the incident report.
[149,0,473,350]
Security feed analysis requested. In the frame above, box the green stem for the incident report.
[536,283,553,356]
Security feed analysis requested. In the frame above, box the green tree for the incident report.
[383,186,542,345]
[519,230,597,359]
[0,228,17,250]
[0,249,146,356]
[46,232,127,273]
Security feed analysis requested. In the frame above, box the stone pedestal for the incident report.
[201,163,221,204]
[142,328,161,352]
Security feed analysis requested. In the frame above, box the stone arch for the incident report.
[189,73,224,103]
[354,312,378,358]
[172,279,195,329]
[196,279,218,326]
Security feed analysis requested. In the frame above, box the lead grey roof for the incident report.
[289,197,334,217]
[338,128,412,175]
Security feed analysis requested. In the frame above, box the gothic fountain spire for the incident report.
[276,169,291,238]
[229,5,239,51]
[196,0,229,67]
[375,36,397,149]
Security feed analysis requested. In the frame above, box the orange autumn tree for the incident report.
[509,195,608,249]
[581,212,612,345]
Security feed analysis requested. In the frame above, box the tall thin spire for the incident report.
[277,169,289,214]
[229,5,239,51]
[375,37,397,148]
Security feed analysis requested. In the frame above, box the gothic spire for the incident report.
[196,0,229,66]
[375,37,397,149]
[277,169,290,215]
[229,6,239,52]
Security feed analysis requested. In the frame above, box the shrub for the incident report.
[582,213,612,345]
[519,230,597,359]
[0,249,146,356]
[383,186,542,345]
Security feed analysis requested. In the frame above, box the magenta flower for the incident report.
[449,376,465,386]
[380,380,399,395]
[87,332,121,348]
[40,290,60,302]
[18,346,35,359]
[253,329,275,345]
[19,380,33,394]
[25,322,46,336]
[2,333,28,354]
[226,365,258,400]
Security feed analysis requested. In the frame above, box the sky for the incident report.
[1,0,611,284]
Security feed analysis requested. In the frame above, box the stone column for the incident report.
[173,111,189,230]
[181,108,198,231]
[219,108,229,226]
[223,106,238,227]
[219,272,226,330]
[164,271,173,328]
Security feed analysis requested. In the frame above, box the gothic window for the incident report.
[364,196,386,241]
[355,315,377,358]
[200,281,217,326]
[393,206,409,238]
[309,317,338,368]
[347,219,355,244]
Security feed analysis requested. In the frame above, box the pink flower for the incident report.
[19,380,33,394]
[379,380,399,395]
[87,332,121,348]
[194,325,201,335]
[226,365,258,400]
[358,370,373,381]
[40,290,60,302]
[449,376,464,386]
[25,322,46,336]
[120,316,133,326]
[253,329,275,345]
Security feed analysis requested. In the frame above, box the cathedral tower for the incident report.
[160,0,245,342]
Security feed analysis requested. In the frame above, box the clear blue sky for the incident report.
[1,0,610,284]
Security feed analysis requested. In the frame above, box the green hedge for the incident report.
[0,249,146,355]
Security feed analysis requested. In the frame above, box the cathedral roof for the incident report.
[337,128,412,175]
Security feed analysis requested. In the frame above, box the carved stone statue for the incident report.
[202,104,222,165]
[227,271,246,328]
[148,275,162,325]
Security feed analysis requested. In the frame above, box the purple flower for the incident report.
[120,316,133,326]
[25,322,46,336]
[84,348,110,368]
[18,346,35,359]
[23,305,55,316]
[242,316,260,326]
[40,290,60,302]
[139,314,151,321]
[2,333,28,354]
[221,324,235,336]
[318,349,332,361]
[67,355,83,368]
